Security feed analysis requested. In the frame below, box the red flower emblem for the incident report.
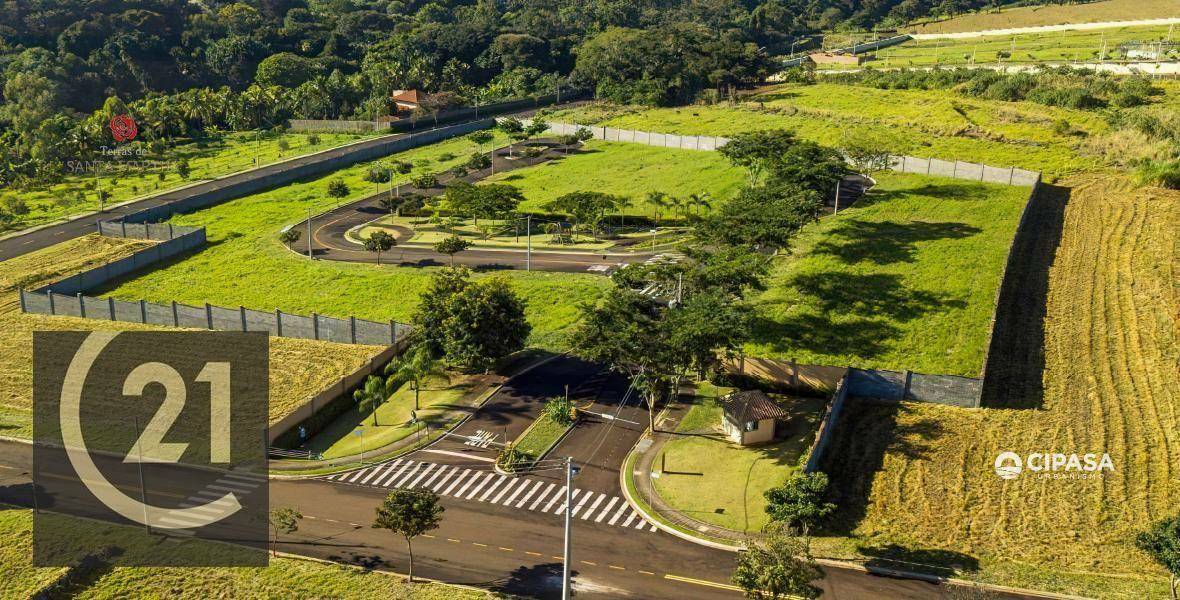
[109,115,138,142]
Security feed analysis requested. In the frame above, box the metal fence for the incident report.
[20,289,408,347]
[535,121,1042,187]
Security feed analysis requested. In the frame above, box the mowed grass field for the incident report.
[98,134,611,351]
[2,132,368,233]
[907,0,1179,33]
[552,83,1128,177]
[0,506,491,599]
[484,140,747,217]
[747,172,1030,376]
[0,235,379,438]
[870,25,1179,68]
[814,177,1180,598]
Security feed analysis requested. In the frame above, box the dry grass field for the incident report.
[0,235,378,438]
[907,0,1179,34]
[815,176,1180,597]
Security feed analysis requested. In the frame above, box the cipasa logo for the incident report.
[993,451,1114,480]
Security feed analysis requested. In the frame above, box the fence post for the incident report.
[48,290,56,315]
[18,288,26,313]
[925,158,932,175]
[240,306,248,332]
[276,309,283,337]
[312,312,319,340]
[979,165,985,181]
[206,303,214,329]
[172,301,179,326]
[1009,166,1015,185]
[350,316,357,344]
[108,297,116,320]
[168,223,174,240]
[903,370,913,401]
[77,293,86,318]
[952,161,959,178]
[390,320,397,346]
[139,300,147,324]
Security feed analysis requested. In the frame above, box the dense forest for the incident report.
[0,0,1046,186]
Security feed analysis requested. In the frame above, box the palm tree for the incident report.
[353,375,388,426]
[385,345,449,411]
[686,192,712,219]
[645,191,670,223]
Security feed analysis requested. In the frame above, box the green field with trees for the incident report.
[97,134,609,351]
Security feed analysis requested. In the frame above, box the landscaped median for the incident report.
[497,396,578,474]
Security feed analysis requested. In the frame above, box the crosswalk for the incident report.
[157,469,268,532]
[322,459,658,532]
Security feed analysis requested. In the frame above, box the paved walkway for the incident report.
[629,393,750,546]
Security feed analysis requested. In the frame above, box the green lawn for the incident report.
[0,507,68,599]
[97,133,611,351]
[512,413,570,463]
[747,172,1030,376]
[484,140,747,217]
[551,83,1125,177]
[301,374,482,459]
[652,392,826,534]
[2,132,370,233]
[869,25,1179,68]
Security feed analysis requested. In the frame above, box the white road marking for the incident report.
[421,465,449,489]
[541,486,568,513]
[430,466,460,491]
[521,481,551,509]
[368,462,403,486]
[404,463,436,489]
[490,477,517,503]
[376,461,413,487]
[608,501,629,525]
[388,462,423,488]
[419,448,496,462]
[442,469,472,495]
[456,471,487,498]
[580,494,606,520]
[595,497,620,523]
[478,475,508,501]
[622,511,637,527]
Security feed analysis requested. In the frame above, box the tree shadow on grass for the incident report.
[812,219,982,265]
[817,399,946,537]
[751,271,965,359]
[980,184,1069,410]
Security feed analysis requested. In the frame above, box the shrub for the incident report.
[466,152,491,170]
[395,161,413,174]
[307,134,321,145]
[1110,92,1145,108]
[450,165,468,177]
[327,178,350,198]
[277,139,290,152]
[438,152,456,161]
[412,173,438,189]
[364,167,391,183]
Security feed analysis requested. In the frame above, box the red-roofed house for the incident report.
[391,89,424,114]
[721,390,789,445]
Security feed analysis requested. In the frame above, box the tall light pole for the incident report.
[306,207,313,259]
[834,180,841,214]
[526,215,532,272]
[562,456,573,600]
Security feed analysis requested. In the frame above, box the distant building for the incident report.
[808,52,871,66]
[391,89,425,115]
[721,390,789,446]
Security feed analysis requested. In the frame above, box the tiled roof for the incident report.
[722,390,788,422]
[391,89,423,104]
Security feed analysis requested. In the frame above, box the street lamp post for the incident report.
[562,457,573,600]
[306,207,313,259]
[526,215,532,272]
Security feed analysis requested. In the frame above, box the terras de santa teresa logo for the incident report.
[993,451,1114,480]
[109,114,138,142]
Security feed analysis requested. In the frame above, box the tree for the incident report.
[385,343,449,411]
[718,130,801,184]
[543,395,575,426]
[764,472,836,531]
[665,290,751,379]
[352,374,387,426]
[177,159,192,179]
[840,128,904,177]
[411,268,530,371]
[363,230,396,264]
[497,117,526,156]
[732,525,822,599]
[696,182,821,252]
[268,507,302,556]
[372,488,444,583]
[256,52,321,88]
[1136,516,1180,599]
[543,191,624,240]
[327,178,350,199]
[434,235,472,266]
[278,228,301,248]
[467,130,493,151]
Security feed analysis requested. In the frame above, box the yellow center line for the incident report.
[525,551,542,557]
[608,565,625,570]
[447,538,461,543]
[638,570,655,576]
[664,574,745,593]
[472,542,488,548]
[498,547,513,552]
[422,534,436,538]
[580,560,597,566]
[552,555,564,561]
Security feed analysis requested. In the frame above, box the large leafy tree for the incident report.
[1136,517,1180,599]
[696,182,822,252]
[412,268,530,371]
[764,472,837,531]
[732,525,823,600]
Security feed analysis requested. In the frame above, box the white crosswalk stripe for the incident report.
[319,460,656,532]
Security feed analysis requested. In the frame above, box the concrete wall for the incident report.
[289,119,382,133]
[33,226,206,296]
[724,356,847,395]
[803,376,850,473]
[846,367,983,408]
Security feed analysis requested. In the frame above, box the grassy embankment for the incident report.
[97,133,611,352]
[0,506,492,599]
[652,383,826,535]
[906,0,1179,34]
[815,176,1179,598]
[0,235,379,438]
[553,81,1180,179]
[868,25,1179,68]
[2,132,369,233]
[749,171,1030,376]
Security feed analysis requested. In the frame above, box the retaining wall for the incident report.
[32,224,205,296]
[802,375,850,473]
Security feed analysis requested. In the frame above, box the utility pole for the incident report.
[526,215,532,272]
[562,456,573,600]
[306,207,313,259]
[834,180,841,213]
